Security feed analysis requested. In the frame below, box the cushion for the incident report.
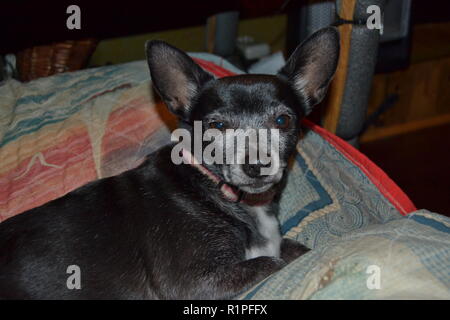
[240,209,450,299]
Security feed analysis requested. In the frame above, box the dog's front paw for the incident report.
[280,238,310,264]
[240,256,287,286]
[252,256,287,274]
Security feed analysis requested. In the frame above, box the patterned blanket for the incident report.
[0,53,448,299]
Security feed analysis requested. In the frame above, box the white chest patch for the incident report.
[245,206,282,260]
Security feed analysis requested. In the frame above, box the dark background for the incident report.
[2,0,450,54]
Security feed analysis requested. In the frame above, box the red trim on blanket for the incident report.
[302,119,416,215]
[195,58,416,215]
[193,58,236,78]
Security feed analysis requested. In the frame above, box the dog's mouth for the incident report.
[226,172,283,194]
[221,163,285,195]
[236,181,274,194]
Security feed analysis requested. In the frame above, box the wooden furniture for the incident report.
[322,0,357,134]
[321,0,450,143]
[361,22,450,142]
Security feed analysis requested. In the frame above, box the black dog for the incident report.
[0,27,339,299]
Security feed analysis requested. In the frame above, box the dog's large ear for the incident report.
[278,27,340,115]
[146,40,214,120]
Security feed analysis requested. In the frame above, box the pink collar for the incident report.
[181,148,277,206]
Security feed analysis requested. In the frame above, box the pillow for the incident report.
[0,55,241,220]
[239,209,450,299]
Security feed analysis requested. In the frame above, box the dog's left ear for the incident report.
[278,27,340,115]
[146,40,214,120]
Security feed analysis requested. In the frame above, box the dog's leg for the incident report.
[280,238,310,264]
[191,256,285,299]
[190,241,309,299]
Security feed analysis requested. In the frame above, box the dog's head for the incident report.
[146,27,339,194]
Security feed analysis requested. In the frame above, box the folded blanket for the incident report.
[240,209,450,299]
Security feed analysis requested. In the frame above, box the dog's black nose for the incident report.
[242,162,269,178]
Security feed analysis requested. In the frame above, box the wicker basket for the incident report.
[16,39,98,82]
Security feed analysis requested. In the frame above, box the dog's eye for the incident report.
[209,121,226,130]
[275,115,290,129]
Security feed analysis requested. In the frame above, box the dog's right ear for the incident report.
[146,40,214,120]
[278,27,340,115]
